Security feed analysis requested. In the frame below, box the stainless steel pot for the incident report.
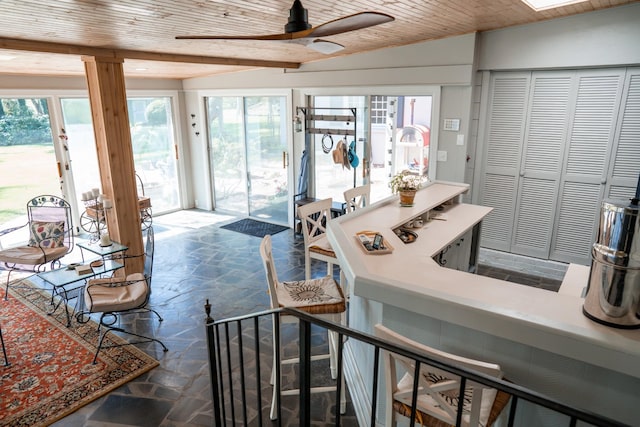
[583,199,640,328]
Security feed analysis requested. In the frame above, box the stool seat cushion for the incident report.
[277,276,345,314]
[392,381,511,427]
[308,235,336,257]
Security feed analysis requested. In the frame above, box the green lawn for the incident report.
[0,144,60,224]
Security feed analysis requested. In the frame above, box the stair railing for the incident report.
[204,300,629,427]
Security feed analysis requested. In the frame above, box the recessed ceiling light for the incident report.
[0,55,16,61]
[135,67,148,71]
[521,0,588,11]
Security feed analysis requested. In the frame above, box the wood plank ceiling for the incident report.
[0,0,636,80]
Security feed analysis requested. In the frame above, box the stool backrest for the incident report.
[297,198,333,247]
[259,235,280,309]
[344,184,370,213]
[375,324,504,427]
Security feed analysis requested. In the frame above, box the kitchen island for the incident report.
[327,181,640,426]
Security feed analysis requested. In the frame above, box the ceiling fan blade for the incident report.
[175,2,394,44]
[175,33,294,41]
[307,12,394,38]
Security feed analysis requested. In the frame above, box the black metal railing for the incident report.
[204,301,629,427]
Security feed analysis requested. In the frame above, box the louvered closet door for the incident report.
[607,68,640,201]
[511,72,573,259]
[550,69,625,264]
[480,73,530,252]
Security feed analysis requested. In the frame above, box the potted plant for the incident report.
[389,170,425,206]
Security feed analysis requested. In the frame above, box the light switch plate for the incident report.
[437,150,447,162]
[457,134,465,146]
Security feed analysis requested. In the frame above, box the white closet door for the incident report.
[511,72,573,259]
[551,69,625,264]
[480,68,638,264]
[480,73,530,251]
[607,68,640,201]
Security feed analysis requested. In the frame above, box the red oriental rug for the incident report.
[0,279,159,427]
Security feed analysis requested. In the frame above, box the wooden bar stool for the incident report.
[259,234,347,420]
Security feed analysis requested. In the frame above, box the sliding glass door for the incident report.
[0,98,58,229]
[127,97,180,213]
[310,94,434,204]
[60,96,181,217]
[206,96,288,224]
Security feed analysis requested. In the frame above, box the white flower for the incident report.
[389,170,426,194]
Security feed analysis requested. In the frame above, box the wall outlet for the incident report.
[437,150,447,162]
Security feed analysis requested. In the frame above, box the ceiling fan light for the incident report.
[285,0,312,33]
[308,39,344,54]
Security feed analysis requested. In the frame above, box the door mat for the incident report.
[221,218,288,238]
[0,279,160,427]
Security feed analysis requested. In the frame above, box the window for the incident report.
[370,96,388,124]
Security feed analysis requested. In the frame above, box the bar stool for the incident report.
[375,324,511,427]
[259,234,347,420]
[344,183,371,213]
[297,198,338,279]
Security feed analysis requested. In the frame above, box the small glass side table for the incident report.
[77,240,128,263]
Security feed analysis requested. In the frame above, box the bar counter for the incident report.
[327,181,640,426]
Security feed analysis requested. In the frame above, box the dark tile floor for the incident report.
[23,209,560,427]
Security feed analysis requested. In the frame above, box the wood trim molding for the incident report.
[0,37,300,69]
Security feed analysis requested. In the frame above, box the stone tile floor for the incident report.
[3,209,563,426]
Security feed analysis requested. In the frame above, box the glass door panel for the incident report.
[0,98,58,232]
[244,97,288,224]
[60,98,101,208]
[370,95,433,203]
[60,96,181,218]
[311,96,367,203]
[128,97,180,213]
[207,97,248,215]
[207,96,288,224]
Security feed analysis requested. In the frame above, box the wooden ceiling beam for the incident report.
[0,37,300,69]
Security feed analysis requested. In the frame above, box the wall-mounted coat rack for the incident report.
[297,107,356,136]
[297,106,358,188]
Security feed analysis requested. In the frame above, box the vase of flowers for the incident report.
[389,170,424,206]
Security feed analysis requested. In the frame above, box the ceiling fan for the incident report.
[176,0,394,54]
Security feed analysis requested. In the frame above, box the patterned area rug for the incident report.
[0,279,159,427]
[221,218,288,238]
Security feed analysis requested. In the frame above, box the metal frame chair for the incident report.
[79,227,167,364]
[0,323,8,366]
[0,195,74,300]
[259,234,347,420]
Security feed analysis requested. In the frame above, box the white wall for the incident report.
[477,3,640,71]
[183,33,477,90]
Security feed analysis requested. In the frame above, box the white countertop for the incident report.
[328,181,640,379]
